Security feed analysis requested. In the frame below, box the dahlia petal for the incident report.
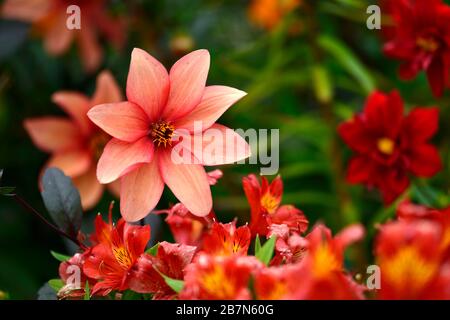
[162,50,210,120]
[158,148,212,217]
[408,144,442,177]
[91,70,123,106]
[403,107,439,143]
[126,48,169,121]
[120,160,164,222]
[87,101,149,142]
[46,149,92,178]
[346,155,372,184]
[427,57,445,98]
[97,137,154,184]
[73,166,104,210]
[52,92,92,135]
[24,117,83,152]
[173,86,247,132]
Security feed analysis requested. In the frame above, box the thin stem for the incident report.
[11,193,87,250]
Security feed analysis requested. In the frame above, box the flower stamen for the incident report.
[151,121,175,148]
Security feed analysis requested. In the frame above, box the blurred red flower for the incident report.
[248,0,301,30]
[202,221,251,256]
[180,253,263,300]
[338,90,442,205]
[242,174,308,236]
[83,214,150,296]
[24,71,122,209]
[382,0,450,97]
[128,242,196,299]
[375,219,450,299]
[88,49,250,221]
[2,0,125,72]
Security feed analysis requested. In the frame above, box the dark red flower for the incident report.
[338,90,442,205]
[83,215,150,296]
[382,0,450,97]
[202,221,251,256]
[180,253,263,300]
[242,174,309,236]
[128,241,196,299]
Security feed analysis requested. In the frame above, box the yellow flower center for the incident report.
[381,246,438,293]
[151,121,175,147]
[112,246,133,269]
[377,138,395,155]
[260,193,279,214]
[312,244,340,278]
[417,37,439,53]
[200,266,235,299]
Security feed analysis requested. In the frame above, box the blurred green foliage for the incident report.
[0,0,450,299]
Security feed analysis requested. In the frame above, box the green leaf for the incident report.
[145,243,160,256]
[41,168,83,238]
[254,235,262,256]
[122,290,141,300]
[318,35,375,94]
[84,281,90,300]
[50,250,71,262]
[255,236,276,266]
[154,268,184,293]
[0,186,15,196]
[312,65,333,104]
[48,279,64,293]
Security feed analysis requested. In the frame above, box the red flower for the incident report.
[202,221,251,256]
[58,252,95,299]
[382,0,450,97]
[128,242,196,299]
[268,224,308,265]
[180,253,263,300]
[338,90,442,205]
[375,219,450,299]
[289,224,365,300]
[253,264,300,300]
[242,174,309,236]
[83,214,150,296]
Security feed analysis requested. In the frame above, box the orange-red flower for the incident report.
[24,71,122,209]
[375,219,450,299]
[289,224,365,299]
[202,221,251,256]
[382,0,450,97]
[253,264,300,300]
[128,242,196,299]
[180,253,263,300]
[83,214,150,296]
[243,174,308,237]
[248,0,301,30]
[2,0,125,72]
[338,90,442,205]
[88,49,250,221]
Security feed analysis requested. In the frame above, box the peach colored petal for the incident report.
[73,166,104,210]
[174,86,247,132]
[126,48,169,121]
[106,180,121,198]
[77,22,102,73]
[91,70,123,106]
[52,92,92,135]
[97,137,154,184]
[87,101,149,142]
[46,149,92,178]
[1,0,50,22]
[120,159,164,222]
[179,124,251,166]
[162,49,210,120]
[24,117,83,152]
[158,148,212,217]
[44,12,74,55]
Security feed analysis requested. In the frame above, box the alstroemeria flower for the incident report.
[180,253,263,300]
[375,220,450,299]
[128,242,196,300]
[83,214,150,296]
[88,48,250,221]
[338,90,442,205]
[202,221,251,256]
[248,0,301,30]
[24,71,122,209]
[58,252,95,299]
[290,224,366,300]
[382,0,450,97]
[254,264,301,300]
[242,174,308,237]
[268,224,308,265]
[2,0,125,72]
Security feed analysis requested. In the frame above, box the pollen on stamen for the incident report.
[150,121,175,148]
